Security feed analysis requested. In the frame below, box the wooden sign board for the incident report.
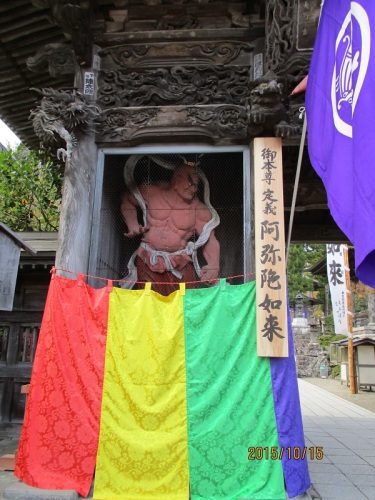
[253,137,288,357]
[0,232,21,311]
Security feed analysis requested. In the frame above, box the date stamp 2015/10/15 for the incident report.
[248,446,323,461]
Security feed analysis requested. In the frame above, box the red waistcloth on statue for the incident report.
[136,257,198,296]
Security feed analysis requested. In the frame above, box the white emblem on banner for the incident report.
[331,2,370,138]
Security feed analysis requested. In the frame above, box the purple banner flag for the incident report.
[306,0,375,287]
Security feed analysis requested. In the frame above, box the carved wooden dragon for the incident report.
[30,88,100,161]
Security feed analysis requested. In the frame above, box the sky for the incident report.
[0,119,21,148]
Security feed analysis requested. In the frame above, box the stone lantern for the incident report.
[293,292,308,327]
[295,292,305,318]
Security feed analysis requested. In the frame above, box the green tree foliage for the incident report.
[317,332,346,347]
[321,312,334,333]
[0,145,63,231]
[351,280,374,313]
[287,243,327,305]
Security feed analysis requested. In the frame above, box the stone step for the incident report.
[3,482,79,500]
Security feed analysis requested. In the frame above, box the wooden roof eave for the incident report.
[0,222,37,255]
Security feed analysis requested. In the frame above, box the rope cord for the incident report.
[52,266,255,286]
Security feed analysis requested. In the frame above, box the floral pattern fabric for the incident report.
[14,276,310,499]
[184,281,286,500]
[94,287,189,500]
[14,275,109,497]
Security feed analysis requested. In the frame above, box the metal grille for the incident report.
[94,152,247,288]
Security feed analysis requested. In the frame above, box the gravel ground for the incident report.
[302,376,375,413]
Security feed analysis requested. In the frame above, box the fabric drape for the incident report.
[270,304,311,498]
[14,275,110,497]
[305,0,375,287]
[94,287,189,500]
[14,275,310,499]
[184,281,285,500]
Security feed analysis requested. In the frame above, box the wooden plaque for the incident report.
[0,232,21,311]
[253,137,288,357]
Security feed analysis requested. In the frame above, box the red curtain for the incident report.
[14,274,109,497]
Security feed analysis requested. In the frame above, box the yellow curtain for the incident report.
[94,286,189,500]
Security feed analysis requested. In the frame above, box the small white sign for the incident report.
[84,72,95,96]
[253,53,263,79]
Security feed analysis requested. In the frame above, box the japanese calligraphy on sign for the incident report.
[326,244,349,335]
[84,72,95,96]
[254,138,288,357]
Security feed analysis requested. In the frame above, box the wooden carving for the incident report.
[265,0,296,74]
[264,0,320,90]
[97,66,250,108]
[186,106,248,138]
[30,88,100,161]
[155,14,200,30]
[278,52,312,87]
[31,0,93,67]
[248,72,301,137]
[27,43,76,78]
[95,105,248,143]
[99,42,253,69]
[96,108,158,140]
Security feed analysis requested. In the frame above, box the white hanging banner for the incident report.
[326,244,349,335]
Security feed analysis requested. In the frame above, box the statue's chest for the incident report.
[149,205,196,231]
[170,207,196,231]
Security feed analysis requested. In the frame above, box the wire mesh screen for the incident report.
[95,152,246,293]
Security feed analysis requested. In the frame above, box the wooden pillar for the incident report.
[55,48,100,277]
[344,246,357,394]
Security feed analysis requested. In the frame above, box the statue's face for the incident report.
[173,167,199,201]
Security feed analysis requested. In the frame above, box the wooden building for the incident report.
[0,0,348,247]
[331,333,375,390]
[0,1,350,426]
[0,232,57,430]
